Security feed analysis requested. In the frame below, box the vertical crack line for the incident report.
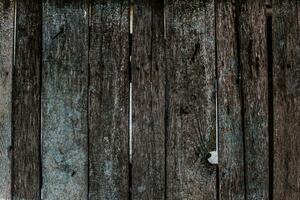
[129,0,133,163]
[163,0,168,199]
[13,0,16,67]
[87,1,92,199]
[129,81,132,161]
[214,1,220,199]
[234,1,247,199]
[11,0,17,197]
[129,1,133,199]
[39,1,43,198]
[266,12,273,200]
[163,0,166,40]
[214,0,219,162]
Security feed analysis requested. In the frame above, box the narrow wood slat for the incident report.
[41,1,89,199]
[273,1,300,199]
[89,1,129,199]
[216,1,245,199]
[131,0,165,199]
[0,0,14,199]
[12,0,41,199]
[165,0,216,199]
[238,1,269,199]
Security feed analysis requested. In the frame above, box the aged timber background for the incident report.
[0,0,299,200]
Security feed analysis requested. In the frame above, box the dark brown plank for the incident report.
[165,0,216,199]
[216,1,245,199]
[41,1,89,199]
[0,0,13,199]
[12,0,41,199]
[89,1,129,199]
[273,1,300,199]
[238,1,269,199]
[131,0,165,199]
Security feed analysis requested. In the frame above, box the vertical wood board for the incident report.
[89,0,129,199]
[42,1,89,199]
[12,0,41,199]
[216,1,245,199]
[238,1,269,199]
[0,0,14,199]
[131,0,165,199]
[273,1,300,199]
[165,0,216,199]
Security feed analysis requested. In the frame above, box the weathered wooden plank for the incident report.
[12,0,41,199]
[89,1,129,199]
[0,0,13,199]
[238,1,269,199]
[41,1,89,199]
[273,1,300,199]
[165,0,216,199]
[131,0,165,199]
[216,1,245,199]
[217,1,269,199]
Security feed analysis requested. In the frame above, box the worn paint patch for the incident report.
[137,185,146,193]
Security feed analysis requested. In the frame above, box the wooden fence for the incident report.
[0,0,299,199]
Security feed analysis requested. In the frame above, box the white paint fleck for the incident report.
[208,151,218,165]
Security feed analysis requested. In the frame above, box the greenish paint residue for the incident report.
[137,186,146,193]
[42,1,89,199]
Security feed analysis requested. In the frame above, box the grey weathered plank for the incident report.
[41,1,89,199]
[131,0,165,199]
[165,0,216,199]
[238,1,269,199]
[12,0,41,199]
[273,1,300,199]
[0,0,13,199]
[89,1,129,199]
[216,1,245,199]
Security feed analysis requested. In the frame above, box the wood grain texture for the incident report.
[12,0,41,199]
[273,1,300,199]
[165,0,216,199]
[89,1,129,199]
[216,1,245,199]
[238,1,269,199]
[131,0,165,199]
[41,1,88,199]
[0,0,13,199]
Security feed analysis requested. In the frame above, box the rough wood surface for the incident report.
[216,1,245,199]
[273,1,300,199]
[41,1,89,199]
[0,0,13,199]
[238,1,269,199]
[165,0,216,199]
[12,0,41,199]
[89,1,129,199]
[131,0,165,199]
